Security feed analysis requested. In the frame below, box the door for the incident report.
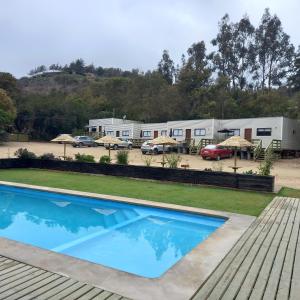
[244,128,252,142]
[185,129,191,140]
[116,131,120,137]
[154,131,158,138]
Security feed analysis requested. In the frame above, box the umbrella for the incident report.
[151,136,178,167]
[218,136,254,173]
[51,134,75,160]
[95,135,122,160]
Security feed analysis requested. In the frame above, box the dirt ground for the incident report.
[1,142,299,189]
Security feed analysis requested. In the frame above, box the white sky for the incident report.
[0,0,299,78]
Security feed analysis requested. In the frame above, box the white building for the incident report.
[87,117,300,150]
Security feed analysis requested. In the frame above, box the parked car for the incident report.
[72,136,97,147]
[141,141,171,155]
[200,144,233,160]
[104,139,133,150]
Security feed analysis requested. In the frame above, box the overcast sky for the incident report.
[1,0,299,78]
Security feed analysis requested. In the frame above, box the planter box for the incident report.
[0,159,274,192]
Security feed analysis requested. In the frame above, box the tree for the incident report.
[28,65,47,75]
[253,9,295,89]
[158,50,175,84]
[69,59,85,75]
[289,47,300,91]
[49,64,62,71]
[0,72,17,95]
[0,89,16,139]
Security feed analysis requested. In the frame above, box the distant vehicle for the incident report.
[72,136,97,147]
[105,139,133,150]
[200,144,232,160]
[141,141,171,155]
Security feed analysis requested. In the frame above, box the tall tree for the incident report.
[0,89,16,139]
[289,47,300,91]
[158,50,175,84]
[253,9,294,89]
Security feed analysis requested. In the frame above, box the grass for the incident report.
[0,169,280,216]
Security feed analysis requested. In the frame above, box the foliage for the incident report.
[116,150,129,165]
[14,148,37,159]
[243,169,257,175]
[142,154,154,167]
[99,155,111,164]
[39,153,56,160]
[74,153,95,163]
[166,153,182,168]
[258,149,274,176]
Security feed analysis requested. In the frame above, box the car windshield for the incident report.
[205,145,217,149]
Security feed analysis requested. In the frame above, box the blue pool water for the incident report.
[0,185,225,278]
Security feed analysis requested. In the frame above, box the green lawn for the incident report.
[0,169,284,216]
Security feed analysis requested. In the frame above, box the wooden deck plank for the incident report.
[63,285,98,300]
[193,197,283,300]
[249,199,296,300]
[225,197,293,300]
[31,278,78,300]
[263,199,299,299]
[47,281,86,299]
[0,267,39,288]
[193,197,300,300]
[75,287,103,299]
[221,197,292,300]
[203,197,286,299]
[93,290,113,299]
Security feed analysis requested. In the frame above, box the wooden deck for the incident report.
[0,255,129,300]
[192,196,300,300]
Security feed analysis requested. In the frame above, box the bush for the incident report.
[142,155,154,167]
[243,169,257,175]
[258,149,274,176]
[116,150,129,165]
[39,153,56,160]
[74,153,95,163]
[99,155,111,164]
[14,148,37,159]
[166,153,182,169]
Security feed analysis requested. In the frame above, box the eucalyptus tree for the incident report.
[289,47,300,92]
[253,9,295,90]
[157,50,176,84]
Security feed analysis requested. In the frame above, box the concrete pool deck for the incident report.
[0,180,255,300]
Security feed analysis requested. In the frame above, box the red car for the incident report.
[200,144,233,160]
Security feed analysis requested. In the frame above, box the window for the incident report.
[122,130,130,137]
[228,129,240,136]
[173,129,183,136]
[91,127,97,132]
[194,128,206,136]
[106,131,114,136]
[257,128,272,136]
[161,130,167,136]
[142,131,151,137]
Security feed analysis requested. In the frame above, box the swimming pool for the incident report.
[0,184,225,278]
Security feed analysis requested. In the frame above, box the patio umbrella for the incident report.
[151,136,179,167]
[51,134,75,160]
[95,135,122,160]
[218,136,254,173]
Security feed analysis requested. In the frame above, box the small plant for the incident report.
[14,148,37,159]
[99,155,111,164]
[212,161,223,172]
[243,169,257,175]
[258,148,274,176]
[64,156,74,161]
[204,168,213,172]
[116,150,129,165]
[166,153,182,169]
[39,153,56,160]
[142,155,154,167]
[74,153,95,163]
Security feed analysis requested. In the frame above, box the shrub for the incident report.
[99,155,111,164]
[166,153,182,169]
[74,153,95,163]
[142,155,154,167]
[243,169,257,175]
[204,168,213,172]
[39,153,56,160]
[258,148,274,176]
[116,150,129,165]
[14,148,36,159]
